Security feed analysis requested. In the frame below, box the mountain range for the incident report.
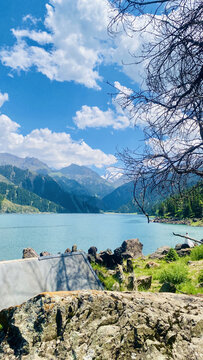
[0,152,177,214]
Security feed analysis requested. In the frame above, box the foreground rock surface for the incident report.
[0,291,202,360]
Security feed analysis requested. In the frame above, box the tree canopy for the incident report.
[109,0,203,220]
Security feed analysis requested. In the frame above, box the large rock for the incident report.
[0,291,202,359]
[149,246,171,260]
[114,238,143,264]
[22,248,39,259]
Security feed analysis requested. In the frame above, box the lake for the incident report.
[0,213,202,261]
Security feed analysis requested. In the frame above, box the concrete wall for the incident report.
[0,252,102,310]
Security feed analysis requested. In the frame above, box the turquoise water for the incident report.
[0,213,202,261]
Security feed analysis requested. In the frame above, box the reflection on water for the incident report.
[0,213,202,261]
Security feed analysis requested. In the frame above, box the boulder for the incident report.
[72,244,77,252]
[88,246,97,257]
[127,274,137,290]
[137,275,152,290]
[99,249,116,268]
[145,261,160,269]
[22,248,39,259]
[114,238,143,264]
[116,265,125,283]
[149,246,171,260]
[0,291,202,359]
[40,251,51,257]
[177,248,192,257]
[126,259,134,273]
[159,282,176,293]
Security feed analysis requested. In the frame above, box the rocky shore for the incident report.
[0,290,202,359]
[151,217,203,226]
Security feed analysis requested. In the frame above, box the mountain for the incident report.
[58,164,115,198]
[0,166,99,213]
[0,153,50,174]
[102,181,134,211]
[0,182,65,213]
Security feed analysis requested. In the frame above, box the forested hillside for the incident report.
[155,183,203,219]
[0,166,99,213]
[0,182,65,213]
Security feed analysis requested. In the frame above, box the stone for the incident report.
[137,275,152,290]
[116,265,125,283]
[127,274,137,290]
[159,282,176,293]
[64,248,71,253]
[149,246,171,260]
[40,251,51,257]
[145,261,160,269]
[126,259,134,272]
[88,246,97,257]
[72,244,77,252]
[22,248,39,259]
[176,248,192,257]
[114,238,143,264]
[0,290,202,360]
[99,249,116,268]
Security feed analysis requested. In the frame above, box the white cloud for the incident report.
[0,92,9,108]
[73,105,131,130]
[73,81,134,130]
[0,0,154,88]
[0,114,117,169]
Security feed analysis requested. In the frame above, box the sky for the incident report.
[0,0,149,174]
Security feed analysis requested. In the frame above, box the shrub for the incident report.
[158,263,188,285]
[190,245,203,261]
[198,270,203,283]
[165,248,179,262]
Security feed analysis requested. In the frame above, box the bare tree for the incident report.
[108,0,203,220]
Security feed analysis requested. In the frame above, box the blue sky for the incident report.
[0,0,147,174]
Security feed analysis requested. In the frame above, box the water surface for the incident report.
[0,214,202,260]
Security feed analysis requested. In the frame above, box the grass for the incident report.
[91,249,203,295]
[190,245,203,260]
[157,263,188,285]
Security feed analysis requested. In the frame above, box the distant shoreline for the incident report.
[152,217,203,227]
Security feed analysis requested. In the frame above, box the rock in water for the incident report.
[22,248,39,259]
[0,291,202,360]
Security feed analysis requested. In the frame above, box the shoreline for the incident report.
[152,217,203,227]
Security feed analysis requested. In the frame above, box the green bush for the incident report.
[165,248,179,262]
[158,263,188,285]
[198,270,203,283]
[190,245,203,261]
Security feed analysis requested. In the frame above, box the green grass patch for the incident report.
[190,245,203,261]
[157,263,188,285]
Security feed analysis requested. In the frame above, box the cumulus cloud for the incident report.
[0,114,117,169]
[73,81,134,130]
[0,0,153,88]
[0,92,9,108]
[73,105,131,130]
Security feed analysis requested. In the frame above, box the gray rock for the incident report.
[22,248,39,259]
[88,246,97,257]
[137,275,152,290]
[114,238,143,264]
[145,261,160,269]
[72,244,77,252]
[40,251,51,257]
[149,246,171,259]
[116,265,125,283]
[127,274,137,290]
[126,259,134,272]
[0,291,202,359]
[159,282,176,293]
